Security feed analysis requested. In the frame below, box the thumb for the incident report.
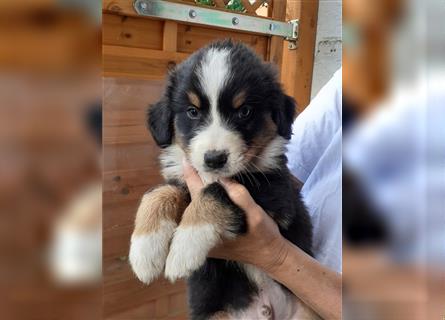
[182,159,204,198]
[220,178,258,212]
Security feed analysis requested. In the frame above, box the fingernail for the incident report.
[221,178,231,185]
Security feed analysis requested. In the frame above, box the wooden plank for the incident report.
[103,201,137,231]
[103,13,164,50]
[281,0,319,112]
[155,297,169,317]
[214,0,228,8]
[103,269,187,318]
[103,78,165,111]
[104,124,150,145]
[242,0,265,14]
[103,0,137,16]
[177,24,269,59]
[103,141,160,172]
[267,0,287,70]
[103,45,189,79]
[163,21,178,52]
[103,167,161,195]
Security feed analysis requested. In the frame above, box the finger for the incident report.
[220,178,258,212]
[182,159,204,198]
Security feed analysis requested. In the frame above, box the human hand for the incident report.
[182,160,290,274]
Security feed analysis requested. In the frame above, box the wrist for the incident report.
[260,236,291,277]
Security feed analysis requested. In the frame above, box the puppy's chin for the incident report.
[195,168,232,184]
[194,161,245,184]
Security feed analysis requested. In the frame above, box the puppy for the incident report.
[129,40,315,319]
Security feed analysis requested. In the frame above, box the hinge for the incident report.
[133,0,299,44]
[286,19,299,50]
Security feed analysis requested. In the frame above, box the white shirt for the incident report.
[286,69,342,272]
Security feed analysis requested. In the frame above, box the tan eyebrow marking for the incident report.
[187,92,200,109]
[233,91,246,109]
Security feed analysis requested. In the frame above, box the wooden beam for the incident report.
[103,45,189,79]
[163,21,178,52]
[281,0,319,112]
[103,0,137,16]
[268,0,287,71]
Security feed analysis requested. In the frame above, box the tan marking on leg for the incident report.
[179,190,233,231]
[133,184,189,235]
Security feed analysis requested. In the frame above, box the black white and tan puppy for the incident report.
[129,40,316,319]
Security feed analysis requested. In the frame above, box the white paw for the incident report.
[164,224,220,282]
[129,220,176,284]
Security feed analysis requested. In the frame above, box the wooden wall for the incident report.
[103,78,189,319]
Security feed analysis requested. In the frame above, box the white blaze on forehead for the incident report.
[191,48,245,180]
[198,48,231,124]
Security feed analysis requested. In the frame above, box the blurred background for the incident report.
[0,0,443,319]
[343,0,445,319]
[0,0,102,319]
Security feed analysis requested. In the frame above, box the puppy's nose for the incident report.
[204,150,228,169]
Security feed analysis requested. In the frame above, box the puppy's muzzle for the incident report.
[204,150,228,170]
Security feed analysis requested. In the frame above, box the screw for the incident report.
[288,41,297,50]
[189,9,197,18]
[139,2,147,10]
[232,17,239,25]
[269,23,276,31]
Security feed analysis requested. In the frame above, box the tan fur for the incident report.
[187,91,201,108]
[245,118,277,162]
[180,190,233,232]
[174,134,190,156]
[233,90,246,109]
[133,185,189,235]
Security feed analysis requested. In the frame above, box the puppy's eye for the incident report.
[187,106,200,119]
[238,105,252,119]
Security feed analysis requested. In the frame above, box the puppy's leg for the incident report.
[129,184,189,284]
[165,182,246,281]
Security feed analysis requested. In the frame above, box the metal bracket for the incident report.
[133,0,299,43]
[287,19,299,50]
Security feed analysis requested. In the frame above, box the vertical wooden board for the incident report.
[163,21,178,52]
[281,0,319,111]
[103,77,189,318]
[268,0,287,70]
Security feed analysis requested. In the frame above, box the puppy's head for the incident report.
[149,40,296,180]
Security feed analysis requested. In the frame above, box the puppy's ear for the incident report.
[147,70,177,148]
[147,97,173,148]
[272,94,296,140]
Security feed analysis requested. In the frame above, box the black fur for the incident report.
[148,97,174,148]
[273,95,297,140]
[188,259,258,320]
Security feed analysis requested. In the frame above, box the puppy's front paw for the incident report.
[164,224,220,282]
[129,220,176,284]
